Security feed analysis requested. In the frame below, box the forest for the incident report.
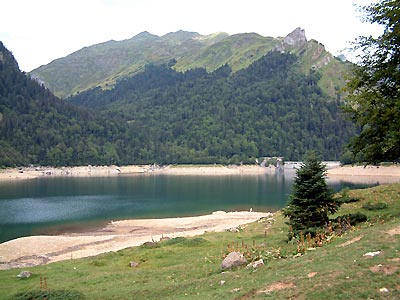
[0,41,356,167]
[70,51,356,164]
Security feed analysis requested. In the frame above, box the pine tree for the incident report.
[283,152,339,237]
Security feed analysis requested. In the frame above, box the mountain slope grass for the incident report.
[1,183,399,299]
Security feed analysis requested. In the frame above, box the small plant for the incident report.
[333,213,368,226]
[140,241,160,249]
[223,239,281,263]
[337,188,361,204]
[12,289,85,300]
[362,201,388,210]
[89,259,106,267]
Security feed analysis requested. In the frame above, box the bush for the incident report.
[12,289,85,300]
[333,213,368,226]
[362,201,388,210]
[337,188,361,204]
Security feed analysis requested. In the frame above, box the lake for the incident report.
[0,174,376,243]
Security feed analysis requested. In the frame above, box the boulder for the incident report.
[17,271,32,278]
[221,252,247,270]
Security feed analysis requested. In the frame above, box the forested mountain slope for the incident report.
[0,40,355,166]
[70,51,356,162]
[31,28,350,99]
[0,42,125,167]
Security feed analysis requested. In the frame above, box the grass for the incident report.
[1,183,399,299]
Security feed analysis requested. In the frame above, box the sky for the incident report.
[0,0,383,72]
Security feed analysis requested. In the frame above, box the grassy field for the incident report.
[1,183,399,299]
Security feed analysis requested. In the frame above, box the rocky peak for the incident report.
[283,27,307,46]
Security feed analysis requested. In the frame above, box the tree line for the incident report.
[1,42,356,167]
[70,51,356,164]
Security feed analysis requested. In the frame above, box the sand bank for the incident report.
[0,165,149,180]
[327,165,400,177]
[0,211,272,270]
[0,165,275,181]
[327,165,400,184]
[155,165,275,175]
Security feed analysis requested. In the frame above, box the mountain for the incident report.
[0,42,126,167]
[1,38,356,166]
[30,28,351,99]
[69,51,356,162]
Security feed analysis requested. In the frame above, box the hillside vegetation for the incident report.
[1,183,399,299]
[69,51,356,162]
[0,42,126,167]
[0,38,355,166]
[30,28,351,99]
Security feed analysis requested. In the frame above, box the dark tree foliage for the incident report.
[345,0,400,163]
[282,151,339,237]
[0,39,356,167]
[0,42,126,167]
[71,51,356,164]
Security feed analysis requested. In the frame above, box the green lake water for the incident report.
[0,174,376,243]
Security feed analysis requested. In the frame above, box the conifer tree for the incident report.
[283,151,339,237]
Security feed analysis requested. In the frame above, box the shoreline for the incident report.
[1,164,400,181]
[0,164,277,180]
[0,211,272,270]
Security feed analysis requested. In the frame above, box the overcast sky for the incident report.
[0,0,382,72]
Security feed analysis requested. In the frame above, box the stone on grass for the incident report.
[221,252,247,270]
[363,250,381,257]
[129,261,139,268]
[246,259,264,269]
[17,271,32,278]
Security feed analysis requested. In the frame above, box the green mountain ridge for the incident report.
[69,50,356,162]
[30,28,351,99]
[1,39,355,166]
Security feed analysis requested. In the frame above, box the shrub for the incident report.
[362,201,388,210]
[12,289,85,300]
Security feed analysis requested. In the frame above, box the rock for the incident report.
[17,271,32,278]
[379,287,389,293]
[246,259,264,269]
[129,261,139,268]
[363,250,381,257]
[283,27,307,46]
[220,280,226,285]
[307,272,318,278]
[221,252,247,270]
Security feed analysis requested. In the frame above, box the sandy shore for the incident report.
[0,211,272,270]
[0,165,276,181]
[327,165,400,177]
[327,165,400,184]
[1,164,400,181]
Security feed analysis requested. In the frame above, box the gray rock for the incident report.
[283,27,307,46]
[221,252,247,270]
[17,271,32,278]
[129,261,139,268]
